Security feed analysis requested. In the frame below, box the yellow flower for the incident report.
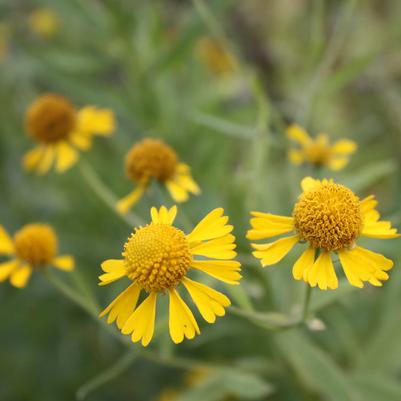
[23,93,115,174]
[28,8,59,39]
[116,139,200,214]
[287,124,357,171]
[247,177,399,290]
[0,223,74,288]
[99,205,241,346]
[195,37,237,77]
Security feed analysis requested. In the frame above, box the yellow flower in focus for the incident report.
[28,8,59,39]
[247,177,400,290]
[100,205,241,346]
[116,139,200,214]
[0,223,74,288]
[196,37,237,77]
[287,124,357,171]
[23,93,115,174]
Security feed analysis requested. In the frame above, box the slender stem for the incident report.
[79,160,144,227]
[302,285,313,322]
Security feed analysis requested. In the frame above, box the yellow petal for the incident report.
[288,149,305,165]
[55,141,79,173]
[287,124,311,145]
[76,106,115,136]
[252,235,299,267]
[328,157,349,171]
[0,225,15,255]
[69,131,92,150]
[99,283,141,329]
[292,247,315,280]
[52,255,75,271]
[99,259,126,285]
[191,260,241,284]
[182,277,230,323]
[37,145,55,175]
[0,259,19,281]
[190,234,237,259]
[187,208,233,243]
[116,185,146,214]
[361,220,400,239]
[331,139,357,155]
[247,213,295,240]
[121,292,157,346]
[151,205,177,225]
[166,180,189,203]
[10,265,32,288]
[168,288,200,344]
[301,176,321,192]
[304,252,338,290]
[23,146,44,172]
[175,165,201,195]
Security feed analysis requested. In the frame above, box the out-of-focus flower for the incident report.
[195,37,237,77]
[0,223,74,288]
[248,177,400,290]
[116,139,200,214]
[100,205,240,346]
[28,8,59,39]
[23,93,115,174]
[287,124,357,171]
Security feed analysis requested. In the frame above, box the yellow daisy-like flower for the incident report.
[247,177,399,290]
[28,8,59,39]
[99,205,240,346]
[116,139,200,214]
[195,37,237,77]
[287,124,357,171]
[0,223,74,288]
[23,93,115,174]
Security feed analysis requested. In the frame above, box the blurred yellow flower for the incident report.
[28,8,59,39]
[248,177,400,290]
[116,139,200,214]
[196,37,237,77]
[287,124,357,170]
[0,223,74,288]
[23,93,115,174]
[100,205,240,346]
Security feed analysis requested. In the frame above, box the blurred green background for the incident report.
[1,0,401,400]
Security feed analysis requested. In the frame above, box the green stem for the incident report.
[302,285,313,322]
[79,160,144,227]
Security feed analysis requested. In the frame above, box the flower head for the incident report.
[116,139,200,214]
[28,8,59,39]
[0,223,74,288]
[247,177,399,290]
[23,93,115,174]
[100,206,240,346]
[287,124,357,171]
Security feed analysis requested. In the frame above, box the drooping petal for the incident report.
[182,277,230,323]
[331,139,357,155]
[292,247,315,280]
[37,145,55,175]
[23,146,44,172]
[69,131,92,150]
[0,225,15,255]
[52,255,75,271]
[99,283,141,329]
[304,252,338,290]
[76,106,115,136]
[121,292,157,346]
[191,260,241,284]
[116,185,146,214]
[287,124,311,145]
[10,264,33,288]
[252,235,299,267]
[247,213,295,240]
[301,177,321,192]
[55,141,79,173]
[361,219,400,239]
[190,234,236,259]
[0,259,19,281]
[187,208,233,243]
[168,288,200,344]
[166,179,189,202]
[99,259,126,286]
[175,164,201,195]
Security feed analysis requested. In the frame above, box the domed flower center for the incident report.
[125,139,178,183]
[293,182,362,251]
[14,224,58,266]
[304,142,331,166]
[25,93,76,143]
[124,223,191,292]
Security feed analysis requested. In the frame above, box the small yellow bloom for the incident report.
[116,139,200,214]
[28,8,59,39]
[23,93,115,174]
[196,37,237,77]
[100,205,241,346]
[287,124,357,171]
[247,177,399,290]
[0,223,74,288]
